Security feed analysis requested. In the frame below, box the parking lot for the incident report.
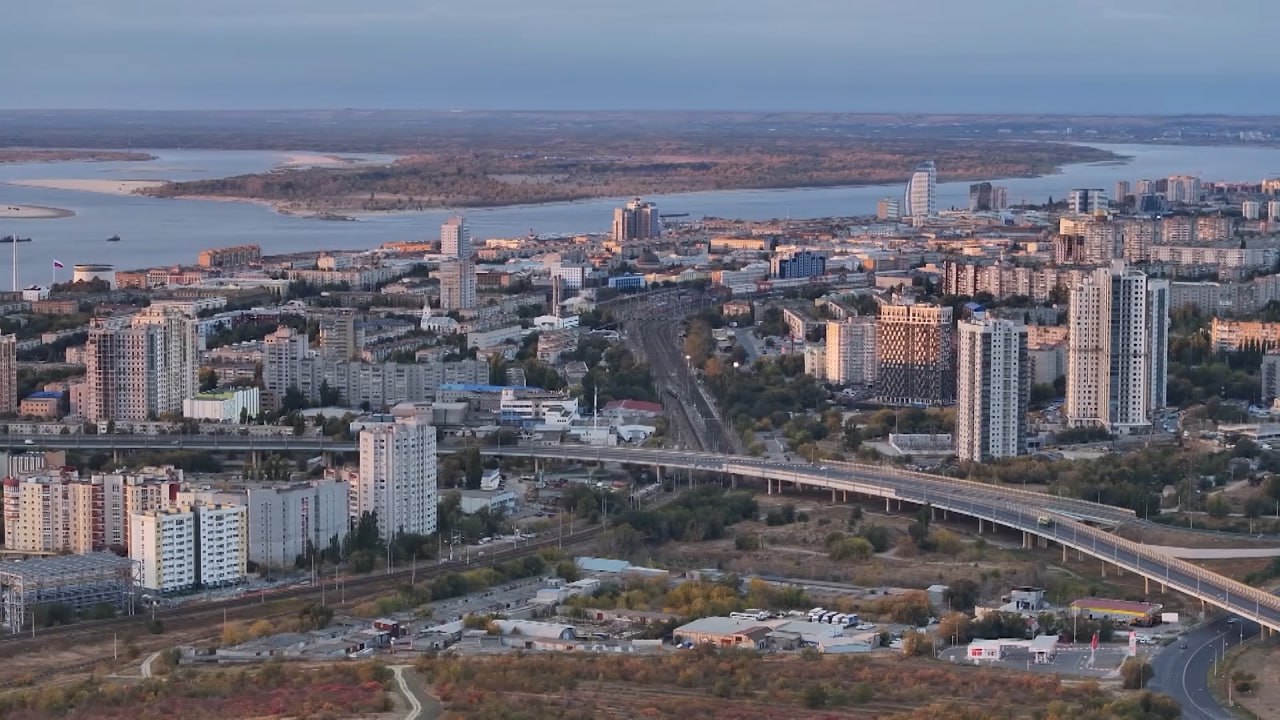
[939,644,1147,678]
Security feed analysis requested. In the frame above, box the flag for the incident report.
[1090,632,1099,651]
[52,260,64,269]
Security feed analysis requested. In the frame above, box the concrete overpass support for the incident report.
[977,519,983,535]
[886,497,892,513]
[831,488,837,503]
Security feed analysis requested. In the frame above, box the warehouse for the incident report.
[0,553,138,633]
[673,617,770,649]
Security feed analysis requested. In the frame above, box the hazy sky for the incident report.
[4,0,1275,113]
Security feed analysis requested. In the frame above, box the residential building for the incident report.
[771,250,827,280]
[1166,175,1201,205]
[876,197,900,221]
[2,474,94,553]
[1243,200,1262,220]
[438,260,477,311]
[876,299,955,406]
[968,182,994,212]
[1056,216,1118,265]
[197,244,261,268]
[1269,200,1280,222]
[611,198,662,242]
[441,216,471,259]
[1067,188,1108,215]
[805,344,827,381]
[550,263,589,290]
[1114,181,1131,203]
[262,325,310,412]
[1263,354,1280,403]
[903,161,937,221]
[130,504,247,593]
[356,413,437,539]
[1066,262,1169,434]
[319,311,358,361]
[824,318,877,386]
[83,307,198,422]
[0,334,14,414]
[240,479,348,569]
[182,387,261,423]
[955,316,1029,462]
[991,186,1008,210]
[1210,318,1280,351]
[18,390,62,419]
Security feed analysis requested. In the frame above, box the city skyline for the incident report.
[3,1,1278,113]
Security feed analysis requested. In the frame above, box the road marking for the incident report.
[392,665,422,720]
[1180,630,1231,720]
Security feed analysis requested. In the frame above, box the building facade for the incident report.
[903,161,937,220]
[130,504,247,593]
[770,250,827,280]
[438,260,477,311]
[1066,262,1169,434]
[356,414,438,539]
[82,307,198,422]
[0,334,15,415]
[262,325,310,411]
[244,479,349,569]
[441,216,471,259]
[824,318,877,386]
[955,317,1029,462]
[876,300,955,406]
[611,198,662,242]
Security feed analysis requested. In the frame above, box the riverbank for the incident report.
[0,204,75,219]
[7,178,168,195]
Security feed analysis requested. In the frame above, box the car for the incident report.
[1226,617,1239,625]
[1180,642,1188,650]
[23,439,34,445]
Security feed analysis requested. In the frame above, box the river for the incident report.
[1,143,1280,285]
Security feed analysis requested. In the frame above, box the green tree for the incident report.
[198,368,219,392]
[1120,657,1154,690]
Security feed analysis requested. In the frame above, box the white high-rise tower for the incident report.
[902,161,937,222]
[441,216,470,259]
[356,413,438,539]
[955,316,1029,462]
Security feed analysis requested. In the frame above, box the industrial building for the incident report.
[0,553,137,633]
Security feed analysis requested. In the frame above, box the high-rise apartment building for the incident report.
[1268,201,1280,222]
[0,334,15,414]
[1066,262,1169,434]
[2,474,94,553]
[1166,175,1201,205]
[876,299,955,406]
[1067,188,1108,215]
[969,182,994,212]
[991,186,1009,211]
[824,318,877,386]
[611,198,662,242]
[1114,181,1132,204]
[1243,200,1262,220]
[319,311,358,362]
[438,260,477,311]
[243,479,349,569]
[955,316,1029,462]
[441,216,471,259]
[130,503,247,593]
[876,197,900,221]
[1056,217,1118,265]
[83,307,198,422]
[903,161,937,221]
[1263,353,1280,403]
[356,413,438,539]
[263,325,311,411]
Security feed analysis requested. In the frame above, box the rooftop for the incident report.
[1069,597,1161,615]
[24,391,63,400]
[675,616,769,637]
[0,552,136,582]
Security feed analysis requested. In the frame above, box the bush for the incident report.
[801,683,829,709]
[1120,657,1153,689]
[734,533,761,551]
[828,537,874,561]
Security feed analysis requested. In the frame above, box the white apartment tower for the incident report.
[441,216,471,259]
[1066,262,1169,434]
[824,318,878,386]
[83,307,198,422]
[130,504,247,593]
[263,325,311,411]
[955,316,1030,462]
[356,413,438,539]
[245,479,349,569]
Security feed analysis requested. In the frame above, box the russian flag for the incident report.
[52,260,64,269]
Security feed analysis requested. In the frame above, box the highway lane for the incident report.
[1149,617,1258,720]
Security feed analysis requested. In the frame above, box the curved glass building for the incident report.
[902,160,937,220]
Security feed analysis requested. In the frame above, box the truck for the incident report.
[1037,516,1054,528]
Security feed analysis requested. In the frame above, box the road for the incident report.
[1149,617,1257,720]
[392,665,426,720]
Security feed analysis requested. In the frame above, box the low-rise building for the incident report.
[457,489,518,516]
[19,391,63,419]
[1068,597,1161,624]
[182,387,261,422]
[673,617,771,649]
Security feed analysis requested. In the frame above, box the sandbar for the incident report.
[7,178,168,195]
[278,153,352,168]
[0,204,75,219]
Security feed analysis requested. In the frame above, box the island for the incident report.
[0,149,156,164]
[140,136,1115,215]
[0,203,75,219]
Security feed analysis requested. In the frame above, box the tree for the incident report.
[828,536,874,561]
[936,612,972,644]
[942,579,981,612]
[199,368,219,392]
[1120,657,1154,690]
[1206,494,1229,518]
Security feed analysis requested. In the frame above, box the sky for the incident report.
[3,0,1276,113]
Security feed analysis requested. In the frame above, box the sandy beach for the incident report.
[0,204,76,219]
[278,152,353,168]
[7,178,169,195]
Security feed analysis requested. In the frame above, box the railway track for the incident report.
[0,527,603,663]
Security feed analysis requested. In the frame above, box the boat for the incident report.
[0,235,31,243]
[106,235,121,242]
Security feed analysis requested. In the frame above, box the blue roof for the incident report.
[438,383,541,393]
[575,557,632,574]
[26,391,64,399]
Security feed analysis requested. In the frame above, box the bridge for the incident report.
[7,434,1280,632]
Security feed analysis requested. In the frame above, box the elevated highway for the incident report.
[7,434,1280,631]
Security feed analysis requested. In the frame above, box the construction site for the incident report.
[0,553,138,633]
